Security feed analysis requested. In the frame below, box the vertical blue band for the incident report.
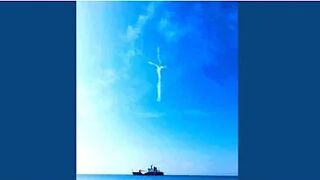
[239,3,320,180]
[0,2,76,180]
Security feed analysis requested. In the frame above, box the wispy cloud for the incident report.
[125,3,155,42]
[158,11,190,43]
[120,3,156,79]
[148,47,167,102]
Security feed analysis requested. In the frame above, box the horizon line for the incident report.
[77,173,238,177]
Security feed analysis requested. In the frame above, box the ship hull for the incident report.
[132,172,143,175]
[132,172,164,176]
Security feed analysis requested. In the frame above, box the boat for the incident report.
[132,165,164,176]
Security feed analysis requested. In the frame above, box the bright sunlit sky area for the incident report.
[77,2,238,176]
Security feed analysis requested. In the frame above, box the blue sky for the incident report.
[77,2,238,176]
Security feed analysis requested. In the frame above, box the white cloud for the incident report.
[120,3,156,79]
[158,12,190,43]
[125,3,155,42]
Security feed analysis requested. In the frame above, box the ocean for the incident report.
[77,175,238,180]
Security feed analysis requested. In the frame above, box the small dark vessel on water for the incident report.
[132,165,164,176]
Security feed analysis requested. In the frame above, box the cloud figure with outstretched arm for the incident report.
[148,47,166,102]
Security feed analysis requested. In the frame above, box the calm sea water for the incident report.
[77,175,238,180]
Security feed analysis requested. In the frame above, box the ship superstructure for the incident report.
[132,165,164,176]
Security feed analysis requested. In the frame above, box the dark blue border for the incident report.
[239,2,320,180]
[0,2,76,180]
[1,2,320,180]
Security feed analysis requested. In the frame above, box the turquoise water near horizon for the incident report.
[77,175,238,180]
